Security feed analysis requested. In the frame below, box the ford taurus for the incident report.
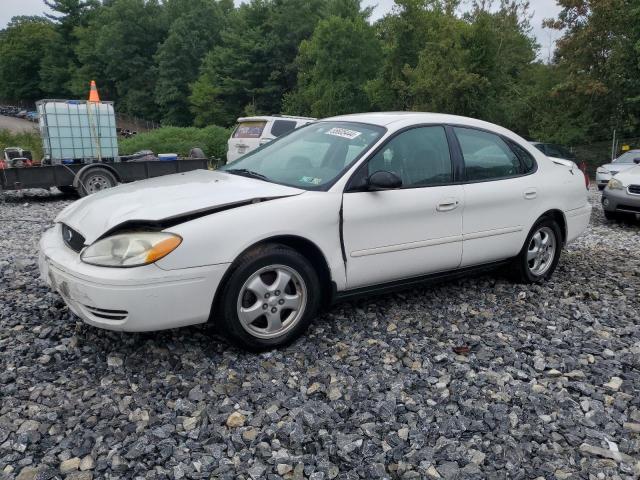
[39,113,592,350]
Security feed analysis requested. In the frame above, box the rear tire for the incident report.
[78,168,117,197]
[214,244,321,351]
[510,217,562,284]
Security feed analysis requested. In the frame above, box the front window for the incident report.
[220,122,385,189]
[363,126,453,188]
[613,151,640,164]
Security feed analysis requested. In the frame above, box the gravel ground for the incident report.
[1,187,639,480]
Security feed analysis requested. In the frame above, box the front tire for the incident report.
[215,244,321,351]
[510,217,562,283]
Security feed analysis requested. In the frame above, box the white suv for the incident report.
[227,115,315,163]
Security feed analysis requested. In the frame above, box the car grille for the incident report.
[61,224,85,252]
[628,185,640,195]
[83,305,128,321]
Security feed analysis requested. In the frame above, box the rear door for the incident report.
[453,127,539,267]
[227,119,267,163]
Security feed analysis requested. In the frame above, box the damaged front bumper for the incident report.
[39,224,229,332]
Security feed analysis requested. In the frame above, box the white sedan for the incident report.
[39,113,592,350]
[595,149,640,190]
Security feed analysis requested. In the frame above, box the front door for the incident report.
[342,126,464,289]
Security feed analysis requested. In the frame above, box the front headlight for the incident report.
[607,178,624,190]
[596,167,609,174]
[81,232,182,267]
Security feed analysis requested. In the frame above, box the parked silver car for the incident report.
[596,150,640,190]
[602,165,640,220]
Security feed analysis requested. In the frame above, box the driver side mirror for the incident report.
[367,170,403,190]
[634,158,640,164]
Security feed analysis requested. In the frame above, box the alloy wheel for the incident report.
[236,264,307,339]
[527,226,556,276]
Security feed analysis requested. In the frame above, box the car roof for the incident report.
[323,112,524,141]
[237,115,315,122]
[323,111,513,130]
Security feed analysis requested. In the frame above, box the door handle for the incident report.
[523,188,537,200]
[436,198,460,212]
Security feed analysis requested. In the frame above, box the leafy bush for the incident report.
[119,125,230,160]
[0,129,43,161]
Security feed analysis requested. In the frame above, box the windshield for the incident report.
[613,151,640,164]
[220,121,385,189]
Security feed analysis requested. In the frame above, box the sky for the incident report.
[0,0,562,57]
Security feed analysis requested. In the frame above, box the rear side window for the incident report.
[454,127,523,181]
[508,140,536,173]
[232,121,266,138]
[270,120,297,138]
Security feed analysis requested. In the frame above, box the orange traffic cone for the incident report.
[88,80,100,102]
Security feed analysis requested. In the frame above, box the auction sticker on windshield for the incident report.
[325,127,362,140]
[300,176,323,185]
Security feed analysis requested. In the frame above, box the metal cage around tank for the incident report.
[36,99,119,164]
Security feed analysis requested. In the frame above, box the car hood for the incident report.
[56,169,304,244]
[611,165,640,185]
[599,163,637,173]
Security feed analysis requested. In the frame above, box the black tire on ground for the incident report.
[603,210,618,221]
[598,185,605,191]
[509,216,563,284]
[214,244,321,352]
[57,186,77,195]
[77,168,117,197]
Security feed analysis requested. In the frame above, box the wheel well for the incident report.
[211,236,333,319]
[541,209,567,245]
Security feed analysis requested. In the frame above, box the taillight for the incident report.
[0,160,6,169]
[579,161,589,189]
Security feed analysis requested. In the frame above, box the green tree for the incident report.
[366,0,460,110]
[72,0,170,119]
[154,0,233,126]
[546,0,640,142]
[40,0,99,97]
[283,11,382,117]
[190,0,328,126]
[525,63,595,145]
[368,0,539,139]
[0,16,57,102]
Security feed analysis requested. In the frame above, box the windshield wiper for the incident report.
[224,168,270,182]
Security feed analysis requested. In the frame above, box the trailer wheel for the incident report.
[78,168,117,197]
